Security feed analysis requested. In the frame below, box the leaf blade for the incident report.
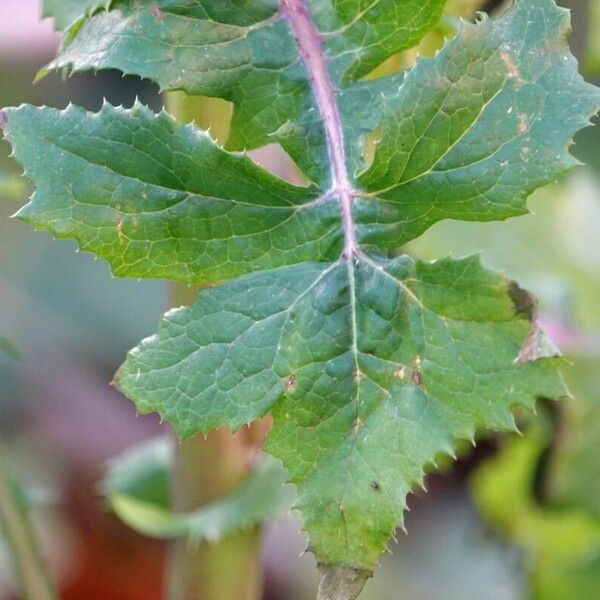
[116,253,566,569]
[357,0,600,248]
[5,0,599,579]
[43,0,446,162]
[3,103,341,283]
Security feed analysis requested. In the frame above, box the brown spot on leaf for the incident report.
[508,281,562,362]
[411,370,422,386]
[516,325,562,363]
[285,374,296,392]
[149,3,164,21]
[518,113,528,134]
[352,417,362,435]
[508,280,537,320]
[370,481,381,492]
[0,110,6,129]
[395,365,406,379]
[500,51,524,86]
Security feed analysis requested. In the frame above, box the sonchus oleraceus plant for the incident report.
[2,0,600,598]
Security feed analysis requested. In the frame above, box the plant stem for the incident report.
[165,94,265,600]
[280,0,358,258]
[166,427,263,600]
[0,442,57,600]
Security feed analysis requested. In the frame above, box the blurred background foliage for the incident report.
[0,0,598,598]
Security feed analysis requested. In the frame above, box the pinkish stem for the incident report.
[280,0,358,258]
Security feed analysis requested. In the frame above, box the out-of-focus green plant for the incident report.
[472,396,600,599]
[0,173,27,202]
[0,343,57,600]
[551,362,600,517]
[459,169,600,599]
[585,0,600,74]
[0,335,20,361]
[102,437,294,542]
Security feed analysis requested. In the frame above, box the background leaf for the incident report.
[471,417,600,600]
[103,438,294,541]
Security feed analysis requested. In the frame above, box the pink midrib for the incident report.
[280,0,358,258]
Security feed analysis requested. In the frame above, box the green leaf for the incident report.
[304,0,447,81]
[116,254,565,568]
[3,103,339,283]
[356,1,600,248]
[5,0,599,581]
[6,1,597,280]
[42,0,445,155]
[103,438,294,540]
[102,437,171,507]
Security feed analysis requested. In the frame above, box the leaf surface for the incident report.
[6,0,598,277]
[4,103,339,283]
[117,254,565,567]
[42,0,445,158]
[356,0,600,248]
